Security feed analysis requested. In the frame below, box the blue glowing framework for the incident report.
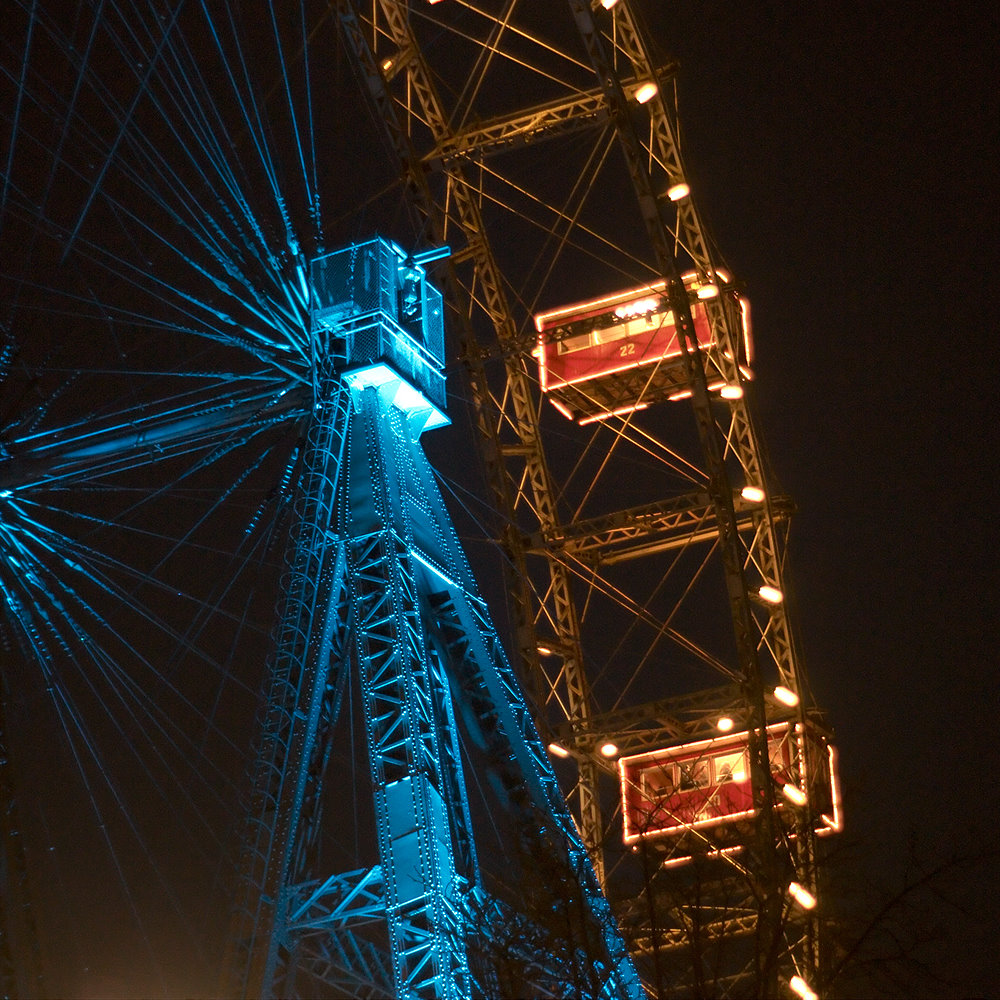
[221,238,642,998]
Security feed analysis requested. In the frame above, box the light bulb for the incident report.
[773,685,799,707]
[788,881,816,910]
[634,82,658,104]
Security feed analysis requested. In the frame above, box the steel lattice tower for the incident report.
[0,4,838,998]
[337,3,840,998]
[218,236,641,998]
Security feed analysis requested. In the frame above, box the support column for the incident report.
[348,389,472,1000]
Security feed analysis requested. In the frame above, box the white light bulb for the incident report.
[773,685,799,707]
[790,976,818,1000]
[788,881,817,910]
[634,82,658,104]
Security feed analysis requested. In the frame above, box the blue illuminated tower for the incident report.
[220,237,641,998]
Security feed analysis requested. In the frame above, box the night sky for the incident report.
[657,4,999,993]
[3,2,999,997]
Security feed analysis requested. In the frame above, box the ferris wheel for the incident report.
[1,3,836,998]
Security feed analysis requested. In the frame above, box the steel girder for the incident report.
[577,0,807,725]
[567,3,813,991]
[334,2,825,994]
[337,0,606,882]
[220,257,641,997]
[345,391,473,1000]
[423,66,675,167]
[525,491,794,567]
[222,370,354,995]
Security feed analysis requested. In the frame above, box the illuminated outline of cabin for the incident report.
[618,721,842,850]
[533,272,752,424]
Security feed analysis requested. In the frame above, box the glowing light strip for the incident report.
[740,297,754,364]
[541,345,695,392]
[622,806,758,845]
[533,270,718,330]
[618,722,794,766]
[578,403,648,426]
[548,398,574,421]
[537,336,548,391]
[820,744,844,833]
[534,280,668,330]
[661,845,742,870]
[410,548,462,593]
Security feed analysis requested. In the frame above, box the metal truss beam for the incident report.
[220,248,641,997]
[552,684,764,758]
[424,66,675,166]
[341,0,606,885]
[526,491,794,566]
[287,866,386,933]
[347,391,473,1000]
[567,4,797,991]
[292,926,394,999]
[592,1,807,709]
[223,372,353,997]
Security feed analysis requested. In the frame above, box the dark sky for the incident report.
[656,3,999,992]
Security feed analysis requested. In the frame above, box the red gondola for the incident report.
[618,721,841,850]
[534,272,752,423]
